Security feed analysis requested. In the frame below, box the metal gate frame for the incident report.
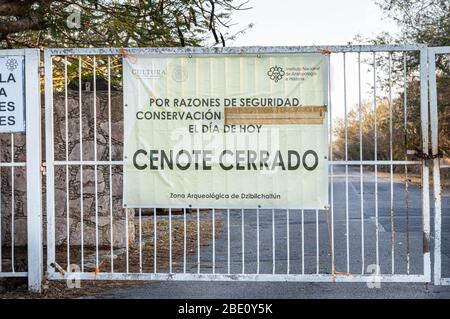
[429,46,450,286]
[0,49,42,292]
[42,45,431,284]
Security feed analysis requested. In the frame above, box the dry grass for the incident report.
[377,171,422,186]
[377,170,450,189]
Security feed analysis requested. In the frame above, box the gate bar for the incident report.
[419,47,431,283]
[44,44,427,56]
[403,52,411,275]
[429,50,441,285]
[373,52,380,272]
[48,272,428,283]
[428,46,450,285]
[358,51,365,275]
[25,49,43,292]
[44,50,55,277]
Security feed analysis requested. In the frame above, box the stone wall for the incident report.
[1,91,134,248]
[0,133,27,246]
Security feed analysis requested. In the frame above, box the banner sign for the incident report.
[123,53,329,209]
[0,56,25,133]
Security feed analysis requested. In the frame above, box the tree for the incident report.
[376,0,449,47]
[336,0,450,174]
[375,0,450,163]
[0,0,251,48]
[365,0,450,75]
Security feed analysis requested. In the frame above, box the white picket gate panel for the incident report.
[429,46,450,285]
[42,45,431,284]
[0,49,42,292]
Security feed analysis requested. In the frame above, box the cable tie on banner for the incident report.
[92,258,109,277]
[120,47,138,63]
[120,47,129,58]
[315,46,333,55]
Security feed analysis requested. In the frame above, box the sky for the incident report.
[225,0,402,119]
[228,0,399,46]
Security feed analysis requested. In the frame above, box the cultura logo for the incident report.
[132,68,166,79]
[267,66,285,82]
[6,58,18,71]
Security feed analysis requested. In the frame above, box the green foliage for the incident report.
[0,0,251,48]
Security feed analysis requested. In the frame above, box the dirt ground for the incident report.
[0,214,223,299]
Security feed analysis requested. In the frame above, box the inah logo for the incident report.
[267,66,285,82]
[6,58,18,71]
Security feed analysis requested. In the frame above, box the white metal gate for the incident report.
[429,46,450,285]
[0,49,42,291]
[42,45,432,283]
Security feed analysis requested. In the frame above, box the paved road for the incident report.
[99,166,450,298]
[99,281,450,299]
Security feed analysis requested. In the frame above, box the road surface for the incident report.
[98,165,450,298]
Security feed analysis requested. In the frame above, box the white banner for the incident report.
[123,53,329,209]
